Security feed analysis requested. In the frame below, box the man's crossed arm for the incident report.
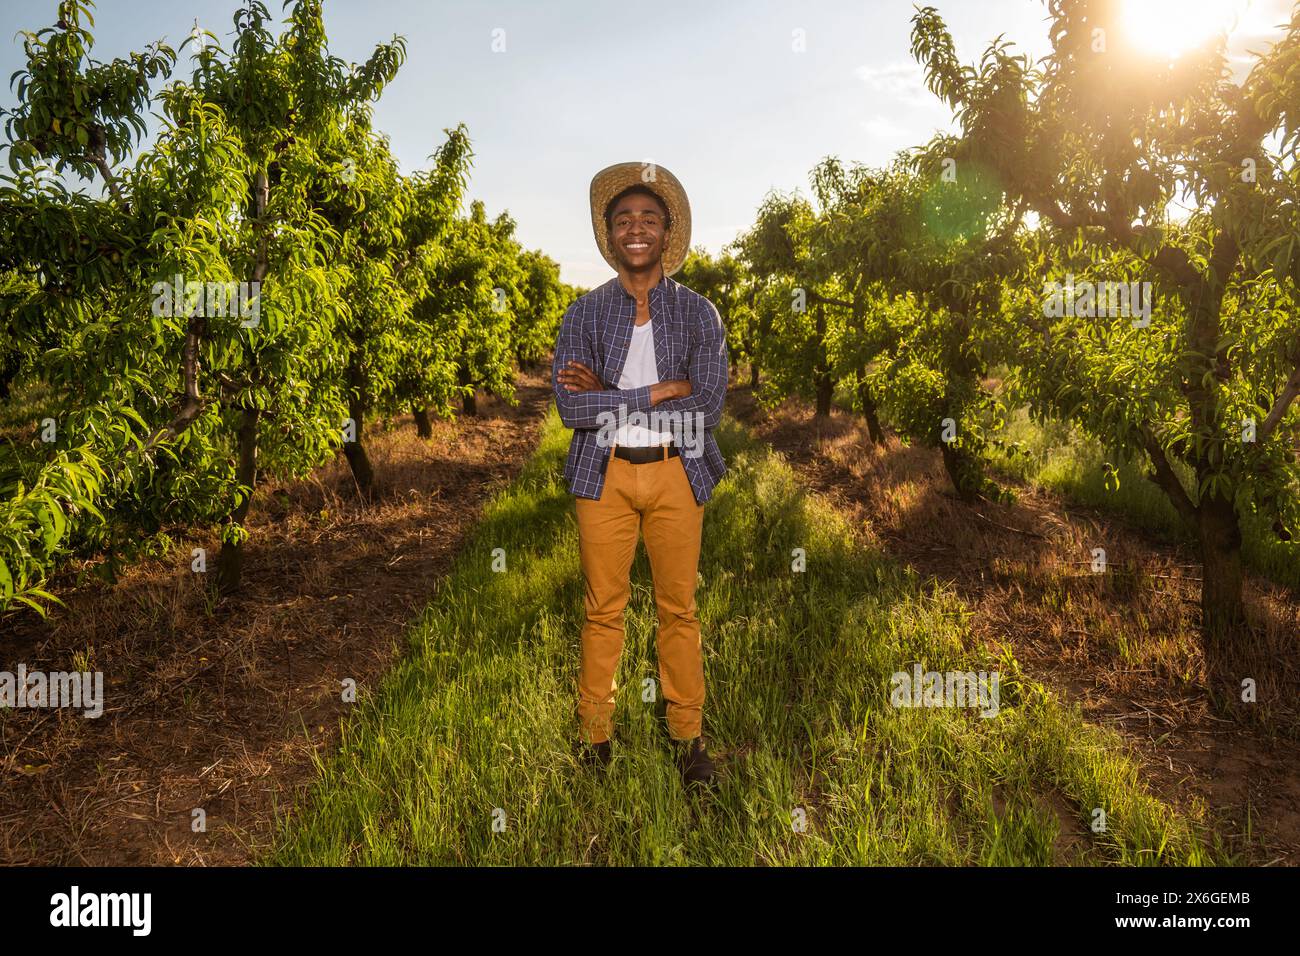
[551,298,727,431]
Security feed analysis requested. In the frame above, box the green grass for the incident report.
[265,408,1229,865]
[988,408,1300,594]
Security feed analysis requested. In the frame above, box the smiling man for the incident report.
[551,162,728,788]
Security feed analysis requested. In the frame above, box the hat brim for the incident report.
[590,162,691,278]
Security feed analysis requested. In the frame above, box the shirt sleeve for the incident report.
[551,299,655,430]
[650,295,728,429]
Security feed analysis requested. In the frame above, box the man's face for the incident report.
[608,191,668,272]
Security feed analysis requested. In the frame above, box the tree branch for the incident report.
[1140,426,1198,524]
[142,314,209,454]
[89,154,124,202]
[251,168,270,284]
[85,125,124,203]
[1260,361,1300,442]
[1028,196,1198,288]
[807,289,853,309]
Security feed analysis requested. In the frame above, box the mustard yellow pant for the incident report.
[574,449,706,744]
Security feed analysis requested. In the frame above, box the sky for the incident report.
[0,0,1292,286]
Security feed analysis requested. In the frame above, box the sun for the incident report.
[1121,0,1246,60]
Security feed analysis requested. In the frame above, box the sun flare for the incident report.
[1121,0,1248,60]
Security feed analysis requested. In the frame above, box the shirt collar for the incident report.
[615,270,670,301]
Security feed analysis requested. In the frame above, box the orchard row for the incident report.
[0,1,575,614]
[677,0,1300,669]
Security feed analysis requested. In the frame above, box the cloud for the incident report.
[860,115,911,140]
[854,61,952,149]
[853,61,938,108]
[1223,2,1291,81]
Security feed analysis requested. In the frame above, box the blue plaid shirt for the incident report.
[551,273,728,505]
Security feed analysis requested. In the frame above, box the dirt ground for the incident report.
[0,369,554,865]
[729,383,1299,866]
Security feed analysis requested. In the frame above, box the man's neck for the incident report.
[617,261,665,303]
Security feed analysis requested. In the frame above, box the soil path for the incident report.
[0,370,554,865]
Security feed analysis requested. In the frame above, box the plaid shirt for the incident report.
[551,273,728,505]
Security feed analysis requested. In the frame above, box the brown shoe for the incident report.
[673,736,717,788]
[577,739,612,769]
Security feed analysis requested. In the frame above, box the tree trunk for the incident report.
[862,395,884,444]
[940,440,983,504]
[1141,438,1246,690]
[413,406,433,439]
[458,365,477,416]
[814,373,833,418]
[0,351,19,401]
[855,365,884,444]
[1196,493,1246,670]
[216,407,260,595]
[343,360,374,497]
[215,166,270,596]
[742,334,758,388]
[849,296,884,443]
[813,302,832,418]
[935,302,998,501]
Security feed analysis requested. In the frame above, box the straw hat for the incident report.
[589,161,692,277]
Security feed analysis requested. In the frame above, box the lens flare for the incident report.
[1121,0,1247,60]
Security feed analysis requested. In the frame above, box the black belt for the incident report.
[612,442,680,464]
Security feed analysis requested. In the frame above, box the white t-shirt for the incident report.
[614,319,675,447]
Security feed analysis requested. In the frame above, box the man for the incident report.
[551,162,728,788]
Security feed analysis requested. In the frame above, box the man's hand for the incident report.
[558,360,692,406]
[651,379,691,406]
[557,360,603,392]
